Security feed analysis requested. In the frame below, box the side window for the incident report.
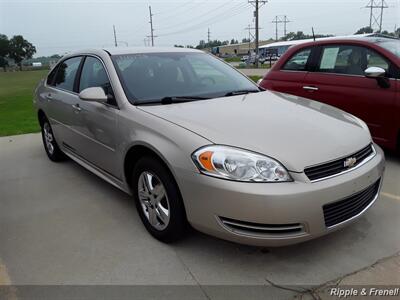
[366,49,389,72]
[79,56,116,105]
[282,48,312,71]
[317,45,366,76]
[54,57,82,92]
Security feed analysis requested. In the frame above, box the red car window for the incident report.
[282,48,312,71]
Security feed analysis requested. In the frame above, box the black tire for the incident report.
[132,156,187,243]
[40,118,66,162]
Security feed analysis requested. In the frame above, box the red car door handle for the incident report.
[303,86,319,91]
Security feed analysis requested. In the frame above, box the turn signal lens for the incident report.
[198,151,215,171]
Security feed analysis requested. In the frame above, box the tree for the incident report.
[0,34,9,71]
[0,57,8,71]
[281,31,333,41]
[242,38,250,43]
[8,35,36,70]
[230,39,238,45]
[355,26,373,34]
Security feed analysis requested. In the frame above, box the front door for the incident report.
[268,47,313,98]
[72,56,120,178]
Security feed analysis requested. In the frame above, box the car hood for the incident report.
[138,91,371,172]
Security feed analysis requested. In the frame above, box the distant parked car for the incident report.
[34,47,384,246]
[259,35,400,151]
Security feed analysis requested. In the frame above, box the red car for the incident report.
[259,35,400,151]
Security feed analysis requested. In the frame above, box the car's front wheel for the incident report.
[41,118,66,162]
[132,156,187,243]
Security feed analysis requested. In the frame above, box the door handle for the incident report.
[45,94,53,101]
[72,104,81,112]
[303,86,319,91]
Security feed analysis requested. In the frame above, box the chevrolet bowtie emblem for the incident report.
[344,157,357,168]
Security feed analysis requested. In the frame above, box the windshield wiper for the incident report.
[135,96,210,105]
[224,89,260,97]
[160,96,210,104]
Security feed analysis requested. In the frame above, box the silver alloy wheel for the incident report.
[43,122,55,155]
[138,171,170,231]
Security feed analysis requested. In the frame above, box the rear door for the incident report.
[72,56,120,178]
[301,44,397,147]
[46,56,83,151]
[264,47,314,98]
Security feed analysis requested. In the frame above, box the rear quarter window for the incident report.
[46,66,58,86]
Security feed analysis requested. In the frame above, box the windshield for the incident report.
[111,52,258,104]
[375,39,400,58]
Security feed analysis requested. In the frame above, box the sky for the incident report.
[0,0,399,57]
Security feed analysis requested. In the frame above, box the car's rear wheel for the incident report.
[41,119,66,162]
[132,156,187,243]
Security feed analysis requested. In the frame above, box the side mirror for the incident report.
[364,66,390,89]
[364,66,385,78]
[79,87,108,103]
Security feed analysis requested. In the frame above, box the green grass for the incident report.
[249,75,263,83]
[0,70,48,136]
[224,57,242,63]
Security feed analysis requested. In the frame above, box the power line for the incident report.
[366,0,388,32]
[155,0,210,22]
[248,0,267,68]
[157,2,250,37]
[158,1,244,33]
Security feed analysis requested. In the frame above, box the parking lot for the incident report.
[0,133,399,299]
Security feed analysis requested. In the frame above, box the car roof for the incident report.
[103,47,202,55]
[63,47,203,58]
[259,33,398,49]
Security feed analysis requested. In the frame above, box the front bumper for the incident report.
[176,144,385,247]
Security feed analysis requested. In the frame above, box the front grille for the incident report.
[304,144,374,181]
[219,217,305,237]
[323,179,381,227]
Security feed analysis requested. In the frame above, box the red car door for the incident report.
[262,47,313,98]
[300,44,397,149]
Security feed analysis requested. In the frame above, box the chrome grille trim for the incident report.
[218,217,305,238]
[304,144,376,182]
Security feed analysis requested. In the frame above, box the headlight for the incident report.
[192,145,292,182]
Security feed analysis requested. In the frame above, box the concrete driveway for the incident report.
[0,134,399,299]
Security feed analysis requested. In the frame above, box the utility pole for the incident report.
[283,15,290,37]
[245,25,255,53]
[113,25,118,47]
[272,16,279,41]
[248,0,267,68]
[207,28,211,43]
[148,5,155,46]
[379,0,385,32]
[365,0,388,32]
[272,16,290,41]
